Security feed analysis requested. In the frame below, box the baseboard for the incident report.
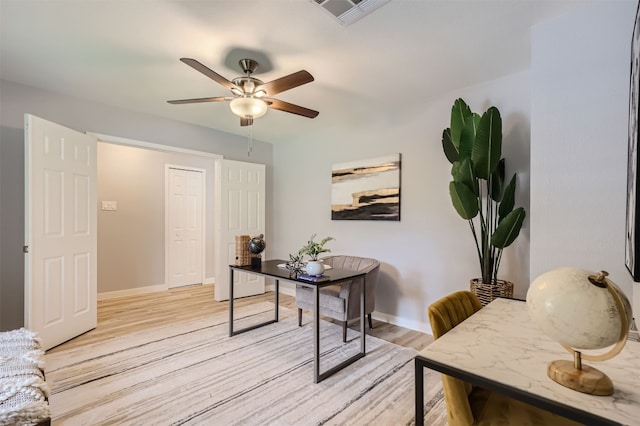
[372,311,432,336]
[98,284,168,300]
[204,276,215,285]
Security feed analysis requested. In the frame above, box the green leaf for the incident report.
[499,174,516,220]
[450,98,472,147]
[449,181,479,220]
[442,128,458,163]
[472,107,502,179]
[491,207,526,248]
[473,113,481,133]
[490,159,505,202]
[452,158,478,196]
[451,161,460,177]
[459,116,475,161]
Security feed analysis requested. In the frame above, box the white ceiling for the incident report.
[0,0,589,144]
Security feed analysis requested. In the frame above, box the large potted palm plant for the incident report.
[441,98,526,305]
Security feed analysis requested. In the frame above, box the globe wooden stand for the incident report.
[547,353,613,396]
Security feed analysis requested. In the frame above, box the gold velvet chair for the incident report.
[428,291,581,426]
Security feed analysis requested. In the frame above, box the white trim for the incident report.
[371,311,433,336]
[98,283,168,301]
[165,165,207,289]
[89,133,222,159]
[204,276,215,285]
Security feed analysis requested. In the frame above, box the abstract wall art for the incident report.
[331,153,401,221]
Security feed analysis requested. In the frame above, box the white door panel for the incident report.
[167,167,204,288]
[25,114,97,350]
[215,159,265,301]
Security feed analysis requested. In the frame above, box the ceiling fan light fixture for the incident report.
[230,96,268,119]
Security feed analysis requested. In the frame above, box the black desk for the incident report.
[229,259,367,383]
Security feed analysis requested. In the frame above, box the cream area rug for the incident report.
[45,303,446,425]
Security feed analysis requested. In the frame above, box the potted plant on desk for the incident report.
[299,234,334,276]
[440,98,526,305]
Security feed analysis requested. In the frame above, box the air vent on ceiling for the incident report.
[311,0,391,26]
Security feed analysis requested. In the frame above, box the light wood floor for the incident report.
[48,284,433,354]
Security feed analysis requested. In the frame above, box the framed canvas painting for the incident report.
[331,153,401,221]
[626,1,640,281]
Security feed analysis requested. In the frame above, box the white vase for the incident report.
[305,260,325,276]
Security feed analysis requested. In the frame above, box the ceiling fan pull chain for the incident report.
[247,126,253,157]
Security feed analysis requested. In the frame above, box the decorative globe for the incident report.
[526,267,633,395]
[248,234,266,254]
[527,268,632,350]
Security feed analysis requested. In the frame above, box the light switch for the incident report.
[101,201,117,211]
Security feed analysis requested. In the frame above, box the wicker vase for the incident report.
[470,278,514,306]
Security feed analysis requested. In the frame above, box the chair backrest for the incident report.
[322,255,380,316]
[428,290,482,339]
[427,291,482,426]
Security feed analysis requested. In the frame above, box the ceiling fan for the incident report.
[168,58,319,126]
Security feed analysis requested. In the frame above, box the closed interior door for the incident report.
[167,167,204,288]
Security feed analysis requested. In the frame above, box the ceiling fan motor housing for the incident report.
[239,58,259,75]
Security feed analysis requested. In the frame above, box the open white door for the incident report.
[24,114,97,350]
[214,159,265,301]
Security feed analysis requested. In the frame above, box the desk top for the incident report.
[229,259,365,284]
[417,298,640,425]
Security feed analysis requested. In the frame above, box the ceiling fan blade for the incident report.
[180,58,237,91]
[264,98,319,118]
[167,96,229,104]
[259,70,314,96]
[240,118,254,127]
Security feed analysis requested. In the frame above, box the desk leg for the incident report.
[229,268,234,337]
[229,268,278,337]
[313,285,320,383]
[361,276,366,354]
[415,358,424,426]
[275,279,280,322]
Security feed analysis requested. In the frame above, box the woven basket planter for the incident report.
[470,279,514,306]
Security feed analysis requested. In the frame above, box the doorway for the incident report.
[95,135,220,299]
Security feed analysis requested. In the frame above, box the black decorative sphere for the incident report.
[248,234,266,254]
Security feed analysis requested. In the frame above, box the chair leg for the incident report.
[298,308,302,326]
[342,321,347,342]
[368,313,373,330]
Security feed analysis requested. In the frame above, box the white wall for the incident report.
[531,1,639,325]
[272,70,532,333]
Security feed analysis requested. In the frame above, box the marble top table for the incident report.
[416,298,640,425]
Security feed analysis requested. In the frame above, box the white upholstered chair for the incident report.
[296,255,380,342]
